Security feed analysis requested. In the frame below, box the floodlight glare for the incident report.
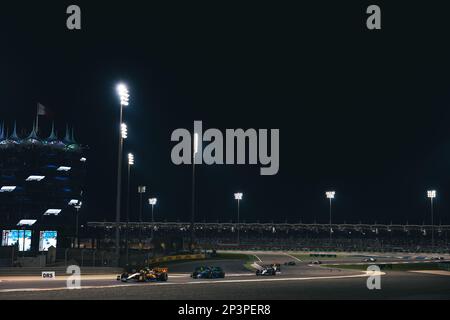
[128,153,134,165]
[44,209,62,216]
[68,199,79,205]
[80,157,87,162]
[194,132,199,155]
[117,83,129,106]
[149,198,157,205]
[427,190,436,198]
[234,192,243,200]
[121,123,128,139]
[26,175,45,182]
[57,166,71,172]
[0,186,16,192]
[17,219,37,226]
[326,191,335,199]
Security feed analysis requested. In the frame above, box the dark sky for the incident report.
[2,1,450,224]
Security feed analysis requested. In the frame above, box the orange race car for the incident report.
[117,267,168,282]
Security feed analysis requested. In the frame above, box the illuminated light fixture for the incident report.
[26,175,45,182]
[128,153,134,165]
[117,83,129,106]
[0,186,16,192]
[68,199,79,205]
[75,201,82,209]
[57,166,71,172]
[121,123,128,139]
[193,132,199,155]
[80,157,87,162]
[234,192,243,200]
[138,186,146,193]
[427,190,436,198]
[427,189,437,248]
[149,198,157,205]
[326,191,335,199]
[17,219,37,226]
[44,209,62,216]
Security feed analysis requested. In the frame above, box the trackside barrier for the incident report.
[147,254,206,265]
[310,254,337,258]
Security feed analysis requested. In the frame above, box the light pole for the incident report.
[427,190,436,249]
[234,193,243,245]
[125,153,134,264]
[138,186,146,222]
[138,185,146,245]
[74,200,83,248]
[149,198,157,240]
[115,83,129,260]
[190,132,199,250]
[326,191,335,243]
[126,154,134,222]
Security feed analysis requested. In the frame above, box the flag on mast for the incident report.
[36,103,48,133]
[37,103,47,116]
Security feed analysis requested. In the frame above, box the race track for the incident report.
[1,252,449,299]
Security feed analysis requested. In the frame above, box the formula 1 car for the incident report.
[363,257,377,262]
[284,261,296,266]
[117,267,168,282]
[256,265,277,276]
[272,263,281,272]
[191,266,225,279]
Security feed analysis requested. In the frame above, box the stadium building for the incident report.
[0,121,87,254]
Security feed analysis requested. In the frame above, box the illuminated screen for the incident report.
[1,230,32,251]
[39,231,58,251]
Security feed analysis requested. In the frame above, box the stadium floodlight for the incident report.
[326,191,335,199]
[44,209,62,216]
[80,157,87,162]
[17,219,37,226]
[128,153,134,165]
[194,132,199,155]
[121,123,128,139]
[26,175,45,182]
[234,192,243,245]
[325,191,335,242]
[0,186,16,192]
[57,166,71,172]
[190,131,200,247]
[117,83,129,106]
[427,189,436,248]
[148,197,157,239]
[115,83,131,259]
[68,199,79,206]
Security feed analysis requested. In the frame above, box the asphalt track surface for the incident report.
[1,252,449,299]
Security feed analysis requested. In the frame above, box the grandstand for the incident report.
[0,121,87,253]
[87,222,450,253]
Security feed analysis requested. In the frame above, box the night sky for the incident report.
[2,1,450,225]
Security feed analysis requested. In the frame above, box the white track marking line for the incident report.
[253,254,262,262]
[0,271,384,293]
[283,252,302,262]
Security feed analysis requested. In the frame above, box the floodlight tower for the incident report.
[115,83,129,259]
[126,153,134,223]
[124,153,134,264]
[190,132,199,250]
[427,190,436,249]
[149,198,157,240]
[326,191,335,242]
[69,200,83,249]
[234,193,243,245]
